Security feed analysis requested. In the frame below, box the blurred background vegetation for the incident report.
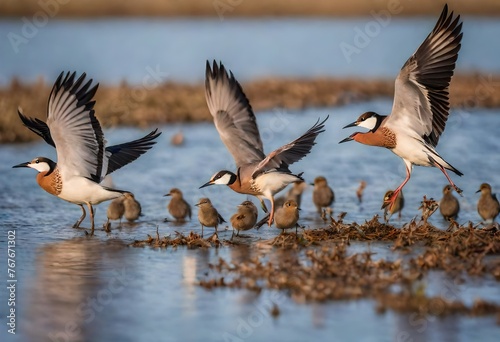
[1,0,500,143]
[2,0,500,17]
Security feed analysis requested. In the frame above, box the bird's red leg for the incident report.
[267,198,275,226]
[383,166,411,211]
[436,164,463,196]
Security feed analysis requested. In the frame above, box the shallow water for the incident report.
[1,17,500,85]
[1,101,499,341]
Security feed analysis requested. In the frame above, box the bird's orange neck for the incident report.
[36,169,62,196]
[353,127,396,149]
[228,178,260,196]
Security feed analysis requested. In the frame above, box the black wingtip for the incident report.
[206,60,232,82]
[309,115,329,135]
[434,3,462,37]
[205,60,213,79]
[104,128,162,176]
[50,71,100,114]
[17,107,56,147]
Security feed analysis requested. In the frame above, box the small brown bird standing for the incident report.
[105,196,125,231]
[383,190,404,223]
[312,176,334,214]
[274,200,300,234]
[230,200,258,238]
[439,185,460,220]
[476,183,500,223]
[123,193,141,222]
[165,188,191,222]
[196,198,226,237]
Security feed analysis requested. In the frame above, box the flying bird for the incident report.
[340,5,463,211]
[13,71,161,234]
[201,60,327,226]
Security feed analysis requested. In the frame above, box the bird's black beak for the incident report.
[339,135,354,144]
[476,189,481,193]
[199,180,214,189]
[13,162,29,168]
[164,194,171,197]
[309,183,314,186]
[343,121,358,129]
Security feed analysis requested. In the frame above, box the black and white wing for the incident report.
[19,72,161,180]
[205,60,266,168]
[252,117,327,177]
[386,4,462,147]
[46,72,106,182]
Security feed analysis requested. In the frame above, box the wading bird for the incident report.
[13,71,161,234]
[230,200,258,238]
[312,176,335,215]
[476,183,499,223]
[274,200,300,234]
[165,188,191,222]
[196,197,226,237]
[439,185,460,220]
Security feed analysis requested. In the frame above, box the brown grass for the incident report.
[2,73,499,144]
[130,228,223,248]
[2,0,500,17]
[196,217,500,317]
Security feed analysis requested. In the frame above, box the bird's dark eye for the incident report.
[35,160,39,164]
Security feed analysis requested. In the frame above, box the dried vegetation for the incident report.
[2,74,500,143]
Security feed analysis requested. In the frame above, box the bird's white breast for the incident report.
[252,172,301,197]
[58,176,122,205]
[391,133,434,167]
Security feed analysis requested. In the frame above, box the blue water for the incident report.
[1,101,500,341]
[1,15,500,342]
[1,17,500,85]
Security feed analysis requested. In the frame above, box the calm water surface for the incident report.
[1,17,500,84]
[1,101,499,341]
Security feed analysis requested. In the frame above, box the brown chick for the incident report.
[105,196,125,231]
[274,199,300,234]
[230,200,258,238]
[312,176,334,214]
[439,185,460,220]
[165,188,191,222]
[196,198,226,237]
[477,183,500,223]
[123,193,141,222]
